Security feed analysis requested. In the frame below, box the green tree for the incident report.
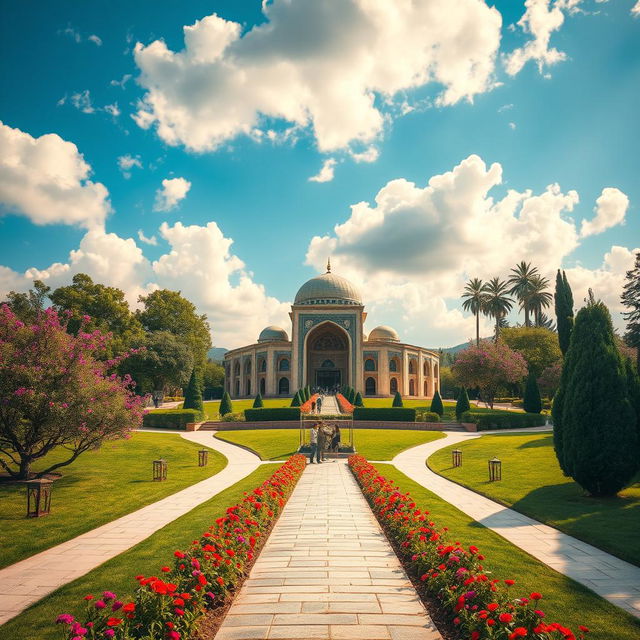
[430,389,444,417]
[253,393,264,408]
[621,251,640,368]
[392,391,403,407]
[461,278,486,346]
[455,386,470,418]
[507,262,539,327]
[203,360,225,389]
[291,391,301,407]
[354,391,363,407]
[482,277,514,342]
[624,358,640,445]
[3,280,51,323]
[501,326,562,377]
[552,295,638,496]
[183,367,204,415]
[137,289,211,369]
[554,269,574,356]
[528,275,553,326]
[219,391,233,416]
[523,371,542,413]
[347,387,356,404]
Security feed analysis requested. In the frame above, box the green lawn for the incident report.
[428,432,640,566]
[373,464,640,640]
[0,465,277,640]
[215,428,444,461]
[203,398,291,420]
[0,432,227,568]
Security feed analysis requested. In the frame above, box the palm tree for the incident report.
[507,261,539,327]
[528,275,553,326]
[461,278,486,346]
[482,277,514,342]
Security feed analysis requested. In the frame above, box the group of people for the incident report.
[310,395,323,413]
[308,422,341,463]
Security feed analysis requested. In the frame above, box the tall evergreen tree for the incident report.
[455,386,471,418]
[354,391,364,407]
[347,387,356,404]
[621,251,640,368]
[523,371,542,414]
[219,391,233,416]
[554,270,574,356]
[430,390,444,417]
[253,393,264,408]
[183,367,204,414]
[291,391,301,407]
[552,296,638,496]
[624,358,640,446]
[392,391,404,407]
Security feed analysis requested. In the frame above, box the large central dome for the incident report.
[294,270,362,306]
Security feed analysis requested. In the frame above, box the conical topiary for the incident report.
[183,367,204,415]
[354,391,364,407]
[430,389,444,417]
[553,297,639,495]
[392,391,403,407]
[523,371,542,414]
[253,393,264,408]
[347,387,356,404]
[291,391,301,407]
[455,386,471,418]
[219,391,233,416]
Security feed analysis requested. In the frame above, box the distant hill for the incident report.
[428,341,472,355]
[207,347,228,362]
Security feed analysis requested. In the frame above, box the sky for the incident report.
[0,0,639,350]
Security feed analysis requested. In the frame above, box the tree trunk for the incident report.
[524,306,530,328]
[18,457,32,480]
[495,316,500,343]
[476,311,479,346]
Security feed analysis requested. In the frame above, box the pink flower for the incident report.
[95,600,106,609]
[56,613,74,624]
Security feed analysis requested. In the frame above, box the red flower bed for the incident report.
[348,455,589,640]
[55,454,307,640]
[300,393,319,414]
[336,393,354,413]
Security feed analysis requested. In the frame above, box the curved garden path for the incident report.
[391,430,640,619]
[0,430,260,626]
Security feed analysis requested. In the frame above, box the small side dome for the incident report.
[368,325,400,342]
[258,326,289,343]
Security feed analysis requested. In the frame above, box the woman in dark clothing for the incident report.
[331,425,341,452]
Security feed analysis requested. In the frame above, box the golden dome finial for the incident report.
[326,257,331,273]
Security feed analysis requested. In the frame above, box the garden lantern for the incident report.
[198,449,209,467]
[153,458,167,481]
[488,457,502,482]
[452,449,462,468]
[26,478,53,517]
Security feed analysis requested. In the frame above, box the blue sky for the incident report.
[0,0,639,348]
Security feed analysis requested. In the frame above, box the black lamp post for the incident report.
[153,458,168,481]
[198,450,209,467]
[452,449,462,468]
[488,457,502,482]
[26,478,53,517]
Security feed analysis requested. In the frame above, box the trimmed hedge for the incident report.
[143,408,203,430]
[244,407,301,421]
[353,407,416,422]
[415,409,441,422]
[461,411,547,430]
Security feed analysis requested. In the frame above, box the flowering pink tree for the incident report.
[0,305,145,480]
[452,340,528,408]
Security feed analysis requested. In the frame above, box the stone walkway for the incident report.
[392,432,640,619]
[215,460,440,640]
[317,395,341,415]
[0,431,260,626]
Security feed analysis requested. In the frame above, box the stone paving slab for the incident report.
[392,432,640,619]
[214,460,441,640]
[0,431,261,626]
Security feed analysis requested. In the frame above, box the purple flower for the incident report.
[111,601,123,611]
[104,631,115,639]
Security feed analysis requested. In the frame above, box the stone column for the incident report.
[266,349,275,397]
[418,353,425,398]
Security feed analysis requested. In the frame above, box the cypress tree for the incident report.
[553,297,638,496]
[625,358,640,447]
[523,371,542,414]
[347,387,356,404]
[621,251,640,369]
[392,391,403,407]
[306,386,311,401]
[455,386,471,418]
[554,269,574,356]
[219,391,233,416]
[253,393,264,408]
[430,389,444,417]
[291,391,301,407]
[183,368,204,415]
[354,391,364,407]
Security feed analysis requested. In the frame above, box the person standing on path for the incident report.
[316,422,327,463]
[309,423,319,464]
[331,425,341,453]
[316,395,323,413]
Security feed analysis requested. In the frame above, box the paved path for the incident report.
[0,431,260,626]
[215,460,441,640]
[392,432,640,618]
[318,395,341,415]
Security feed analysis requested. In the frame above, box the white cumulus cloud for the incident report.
[132,0,501,154]
[137,229,158,246]
[632,1,640,16]
[309,158,337,183]
[0,121,111,229]
[117,154,143,178]
[580,187,628,237]
[153,177,191,212]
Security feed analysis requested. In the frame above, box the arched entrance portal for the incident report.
[305,323,349,390]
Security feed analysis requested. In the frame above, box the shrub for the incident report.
[347,387,356,404]
[523,371,542,414]
[392,391,403,407]
[219,391,232,416]
[290,391,301,407]
[143,409,203,430]
[183,367,204,413]
[461,411,546,430]
[354,391,363,407]
[415,409,440,422]
[353,407,416,422]
[221,412,245,422]
[348,455,587,640]
[252,393,264,408]
[56,455,307,640]
[244,407,301,421]
[455,386,471,418]
[429,389,444,417]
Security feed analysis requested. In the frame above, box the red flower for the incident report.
[487,603,499,611]
[504,579,515,586]
[471,632,480,640]
[579,626,590,633]
[530,592,542,600]
[509,628,528,639]
[106,617,123,626]
[123,603,135,613]
[499,613,513,623]
[83,595,94,601]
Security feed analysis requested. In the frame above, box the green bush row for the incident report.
[461,411,547,430]
[415,409,441,423]
[244,407,301,422]
[353,407,416,422]
[142,408,203,430]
